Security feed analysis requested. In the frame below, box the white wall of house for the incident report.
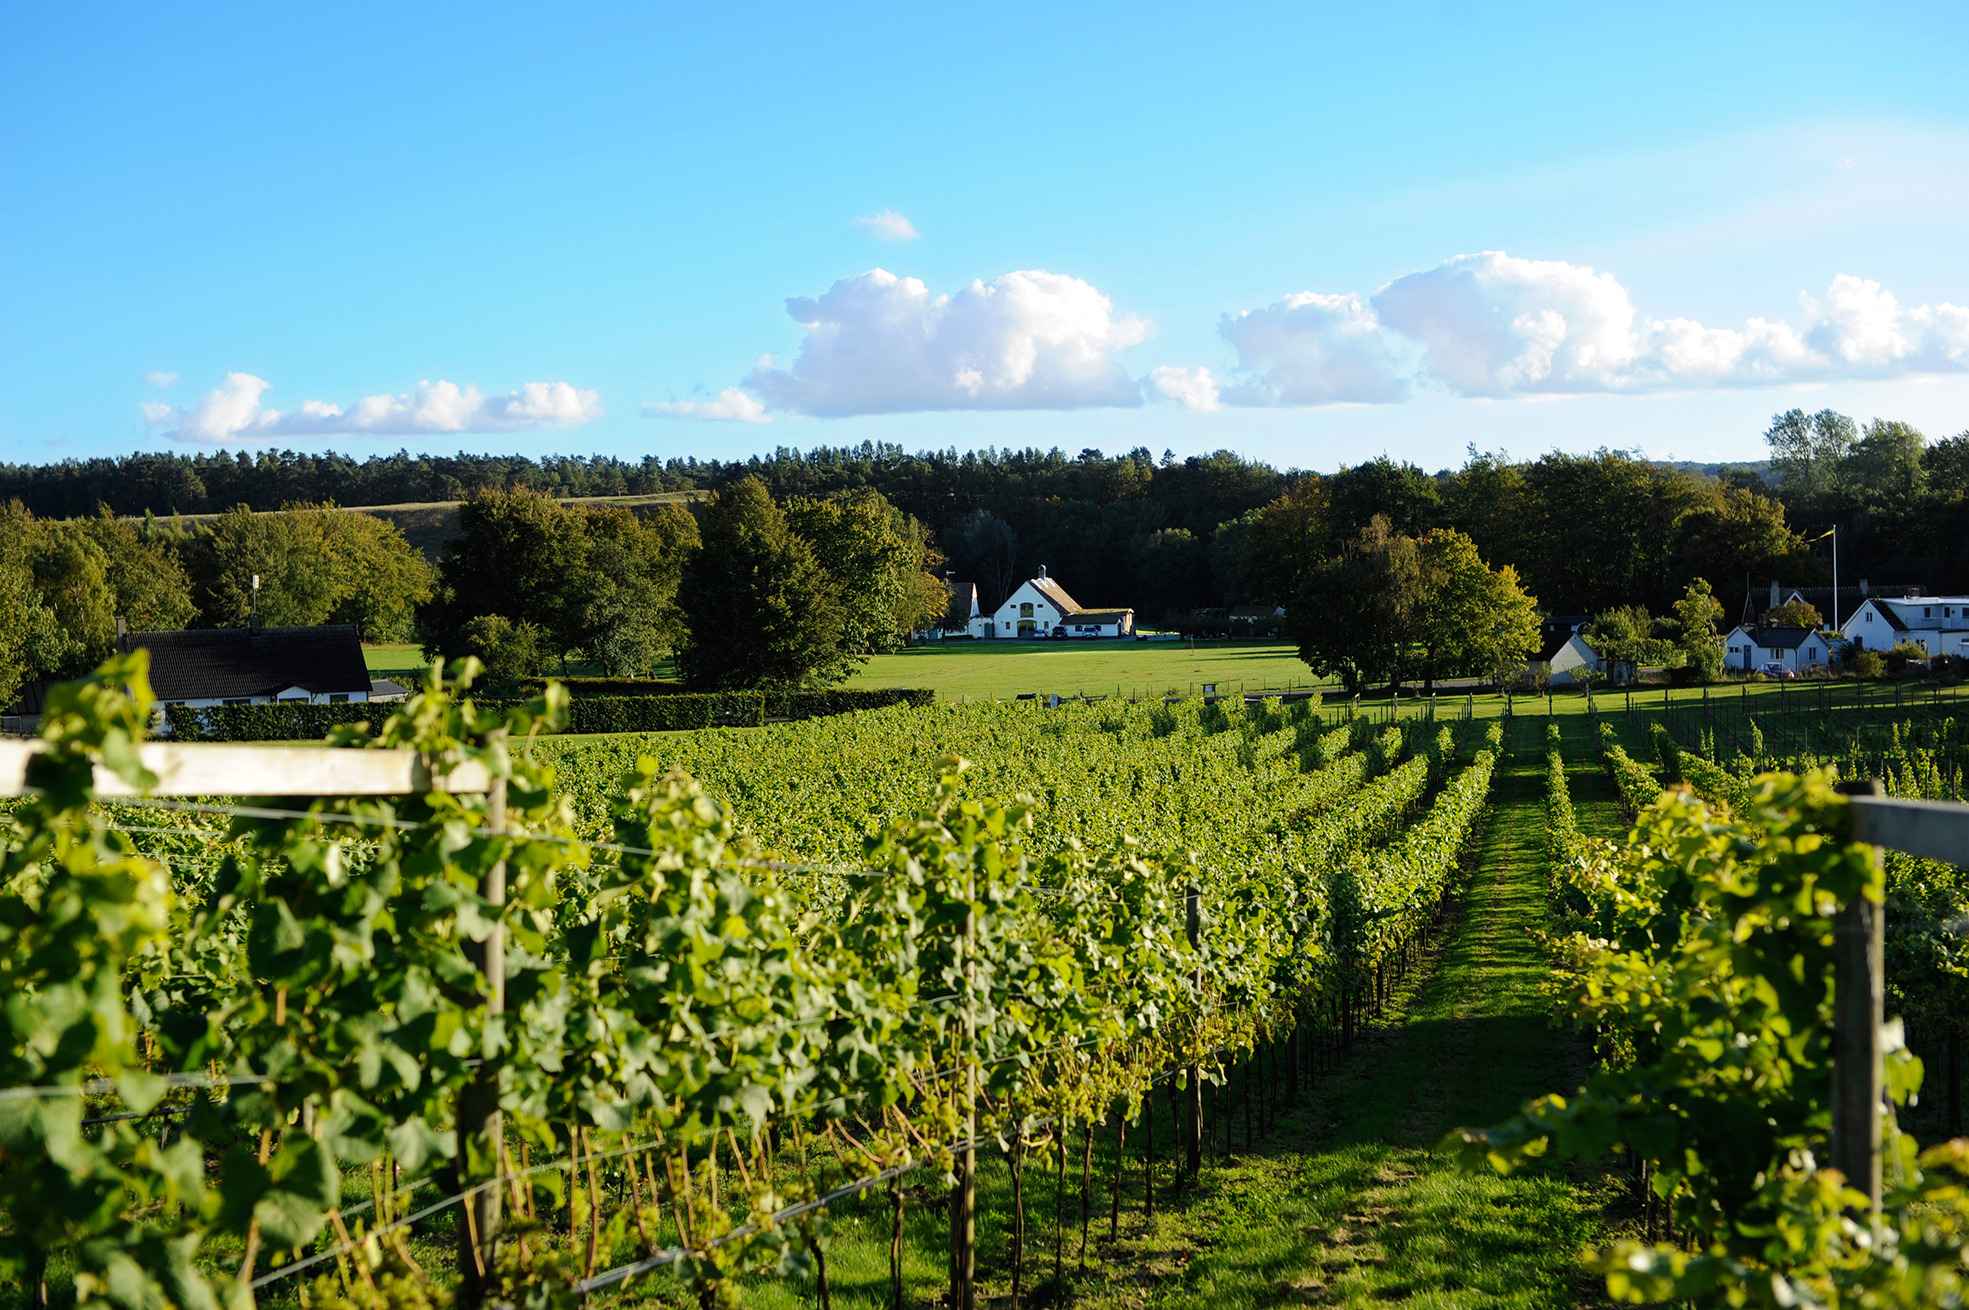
[167,688,370,709]
[1060,615,1133,638]
[1839,597,1969,659]
[990,580,1072,637]
[1724,626,1830,672]
[1546,635,1600,686]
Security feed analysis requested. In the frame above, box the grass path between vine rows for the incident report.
[1071,747,1616,1309]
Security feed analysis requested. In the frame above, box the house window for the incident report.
[1020,602,1034,617]
[1925,607,1933,618]
[329,693,350,704]
[222,698,248,706]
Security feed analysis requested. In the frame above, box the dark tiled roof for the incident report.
[370,678,411,699]
[1535,622,1588,664]
[1746,625,1823,651]
[120,625,371,702]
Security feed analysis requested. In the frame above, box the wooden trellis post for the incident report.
[1184,887,1203,1185]
[1834,782,1969,1217]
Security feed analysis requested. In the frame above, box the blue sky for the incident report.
[5,1,1967,471]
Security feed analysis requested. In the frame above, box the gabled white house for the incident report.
[1724,624,1831,673]
[1531,621,1603,687]
[989,568,1134,639]
[1838,596,1969,660]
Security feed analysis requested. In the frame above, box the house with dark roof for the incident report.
[987,567,1134,638]
[121,624,376,708]
[1723,623,1831,674]
[1,624,388,736]
[1837,595,1969,661]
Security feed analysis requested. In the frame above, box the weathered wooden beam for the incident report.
[1849,795,1969,866]
[0,739,492,798]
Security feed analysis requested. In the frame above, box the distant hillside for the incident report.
[131,490,705,558]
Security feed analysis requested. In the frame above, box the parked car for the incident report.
[1759,661,1797,681]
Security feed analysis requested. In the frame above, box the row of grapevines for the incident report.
[1596,721,1662,822]
[1457,767,1969,1306]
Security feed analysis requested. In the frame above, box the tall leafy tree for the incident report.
[1845,419,1927,502]
[28,522,119,676]
[945,509,1020,612]
[420,488,592,662]
[1671,578,1727,682]
[676,476,850,689]
[75,513,197,632]
[317,511,435,642]
[1765,408,1859,500]
[1410,529,1541,692]
[1584,604,1674,681]
[184,504,343,628]
[577,503,700,675]
[0,504,57,708]
[1290,516,1418,694]
[786,488,943,654]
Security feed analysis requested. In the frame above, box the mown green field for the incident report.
[844,639,1327,700]
[366,639,1329,699]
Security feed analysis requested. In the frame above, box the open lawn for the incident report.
[845,639,1328,700]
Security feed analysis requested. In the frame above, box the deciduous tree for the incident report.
[676,477,851,689]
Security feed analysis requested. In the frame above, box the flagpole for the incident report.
[1832,526,1839,632]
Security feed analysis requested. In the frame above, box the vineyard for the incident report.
[1,655,1503,1308]
[7,655,1969,1308]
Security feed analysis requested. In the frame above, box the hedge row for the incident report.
[163,687,935,741]
[513,676,688,697]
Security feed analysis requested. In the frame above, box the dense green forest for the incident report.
[6,408,1964,622]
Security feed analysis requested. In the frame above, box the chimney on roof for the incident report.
[1860,578,1869,596]
[1037,564,1048,579]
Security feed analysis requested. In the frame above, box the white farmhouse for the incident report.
[1838,595,1969,660]
[1531,621,1603,687]
[1724,624,1831,674]
[989,568,1134,639]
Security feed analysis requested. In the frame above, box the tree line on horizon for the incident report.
[0,479,950,711]
[5,408,1964,618]
[4,409,1965,708]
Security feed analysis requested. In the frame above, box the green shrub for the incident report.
[1853,650,1886,680]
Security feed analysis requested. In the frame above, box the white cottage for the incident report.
[1724,624,1831,674]
[1838,596,1969,661]
[1531,622,1603,687]
[989,568,1134,639]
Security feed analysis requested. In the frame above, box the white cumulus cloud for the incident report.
[1147,365,1222,412]
[1217,292,1417,405]
[144,373,603,443]
[743,268,1149,416]
[144,370,179,388]
[1181,253,1969,407]
[643,388,771,424]
[853,209,920,241]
